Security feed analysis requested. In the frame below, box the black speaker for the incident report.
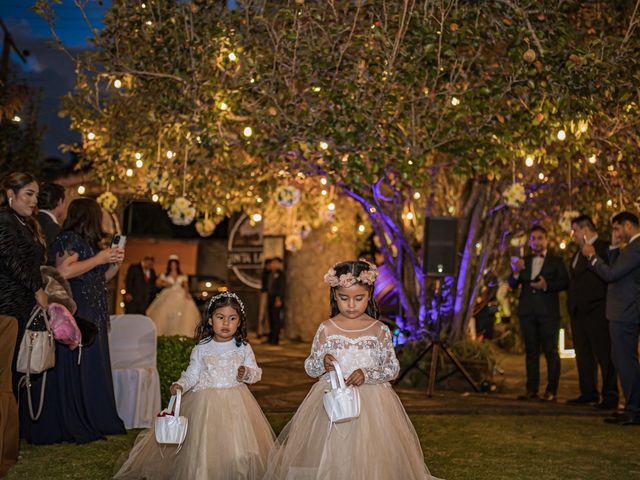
[423,217,457,277]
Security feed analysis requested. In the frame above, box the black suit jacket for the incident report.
[125,263,158,314]
[508,252,569,318]
[37,211,61,249]
[567,238,609,316]
[268,269,286,305]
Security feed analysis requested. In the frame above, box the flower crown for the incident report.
[323,260,378,288]
[206,291,246,317]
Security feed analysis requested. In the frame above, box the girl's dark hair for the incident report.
[62,198,106,250]
[0,172,45,247]
[329,260,380,319]
[196,292,248,347]
[166,259,182,276]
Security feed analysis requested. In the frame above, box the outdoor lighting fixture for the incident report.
[77,185,86,194]
[141,3,146,8]
[243,127,253,137]
[406,212,414,220]
[557,129,566,141]
[216,206,223,214]
[87,132,96,140]
[152,194,159,202]
[145,20,152,26]
[205,281,212,288]
[327,203,336,211]
[312,86,321,92]
[321,190,328,196]
[358,224,366,233]
[525,155,534,167]
[451,97,460,106]
[166,150,175,159]
[319,141,329,150]
[126,168,134,177]
[331,226,338,233]
[538,173,545,180]
[11,115,21,123]
[120,302,125,308]
[559,241,567,250]
[588,154,597,164]
[202,291,209,297]
[113,79,122,89]
[136,159,144,168]
[228,52,238,62]
[251,213,262,222]
[135,152,142,160]
[219,102,229,111]
[120,289,126,295]
[413,192,421,200]
[369,207,377,214]
[606,199,613,207]
[320,177,327,185]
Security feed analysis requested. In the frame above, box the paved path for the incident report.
[249,336,615,418]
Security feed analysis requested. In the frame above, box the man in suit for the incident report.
[257,258,273,338]
[36,182,66,249]
[124,256,158,314]
[267,257,286,345]
[566,215,618,409]
[509,225,569,402]
[583,211,640,425]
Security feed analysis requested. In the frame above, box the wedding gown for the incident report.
[264,319,440,480]
[145,274,201,337]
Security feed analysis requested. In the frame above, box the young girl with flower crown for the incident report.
[114,292,275,480]
[264,259,440,480]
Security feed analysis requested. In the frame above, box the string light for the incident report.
[87,132,96,140]
[319,141,329,150]
[135,159,143,168]
[369,207,377,214]
[205,281,212,288]
[327,202,336,211]
[202,291,209,297]
[606,199,613,207]
[408,160,413,165]
[152,194,159,202]
[413,192,421,199]
[320,177,328,185]
[11,115,21,123]
[216,206,223,215]
[538,173,545,180]
[141,3,146,8]
[451,97,460,106]
[321,189,328,196]
[113,79,122,89]
[559,241,567,250]
[219,102,229,111]
[243,127,253,137]
[588,154,597,164]
[525,155,534,167]
[406,212,414,220]
[166,150,175,159]
[77,185,86,194]
[135,152,142,160]
[312,86,321,92]
[126,168,134,177]
[358,224,366,233]
[557,129,566,141]
[256,197,263,203]
[120,289,126,295]
[228,52,238,62]
[251,213,262,222]
[145,20,152,26]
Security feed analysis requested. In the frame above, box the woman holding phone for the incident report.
[22,198,126,444]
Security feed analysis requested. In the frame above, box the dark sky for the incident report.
[1,1,110,162]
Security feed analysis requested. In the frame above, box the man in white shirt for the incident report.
[583,211,640,425]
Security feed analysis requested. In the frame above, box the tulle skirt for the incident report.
[145,286,201,337]
[264,376,439,480]
[114,385,275,480]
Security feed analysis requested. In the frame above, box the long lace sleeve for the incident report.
[240,344,262,384]
[363,325,399,384]
[176,345,203,392]
[304,324,327,378]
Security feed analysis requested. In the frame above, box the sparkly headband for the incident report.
[206,291,246,316]
[323,260,379,288]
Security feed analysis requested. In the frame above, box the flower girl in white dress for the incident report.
[115,292,275,480]
[264,260,441,480]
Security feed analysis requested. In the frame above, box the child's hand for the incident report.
[345,369,365,387]
[170,383,183,395]
[323,354,337,372]
[237,366,246,382]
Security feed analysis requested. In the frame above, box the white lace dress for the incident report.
[114,340,275,480]
[145,274,201,337]
[264,319,439,480]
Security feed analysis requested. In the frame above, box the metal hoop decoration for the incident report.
[206,291,246,317]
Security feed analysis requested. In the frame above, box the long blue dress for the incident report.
[20,231,125,444]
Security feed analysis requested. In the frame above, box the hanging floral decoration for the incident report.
[169,196,196,225]
[294,221,313,239]
[559,210,580,234]
[96,191,118,212]
[502,183,526,208]
[275,185,301,208]
[195,215,216,237]
[285,234,303,252]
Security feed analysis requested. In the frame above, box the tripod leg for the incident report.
[394,344,433,385]
[427,343,439,397]
[441,345,480,392]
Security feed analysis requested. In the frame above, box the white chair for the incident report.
[109,314,161,429]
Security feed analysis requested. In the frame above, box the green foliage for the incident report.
[156,335,197,406]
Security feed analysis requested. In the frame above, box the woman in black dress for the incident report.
[21,198,126,444]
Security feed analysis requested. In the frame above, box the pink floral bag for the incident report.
[48,303,81,350]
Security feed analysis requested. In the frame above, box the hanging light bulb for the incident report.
[319,141,329,150]
[413,192,421,200]
[166,150,175,159]
[135,152,142,160]
[588,154,597,164]
[525,155,534,167]
[11,115,21,123]
[559,241,567,250]
[113,79,122,89]
[243,127,253,137]
[557,129,566,141]
[251,213,262,222]
[228,52,238,62]
[330,225,339,233]
[152,194,159,202]
[77,185,86,195]
[538,172,545,180]
[451,97,460,106]
[358,224,366,233]
[136,159,144,168]
[219,102,229,111]
[327,203,336,211]
[87,132,96,140]
[126,168,134,177]
[320,177,328,185]
[321,189,328,196]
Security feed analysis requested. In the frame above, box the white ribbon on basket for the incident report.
[155,389,188,455]
[323,361,361,424]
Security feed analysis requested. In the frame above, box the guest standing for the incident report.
[583,211,640,425]
[257,258,272,338]
[267,257,286,345]
[22,198,126,444]
[566,215,618,409]
[36,182,66,249]
[124,255,157,314]
[509,225,569,402]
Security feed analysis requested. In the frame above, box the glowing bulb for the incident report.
[330,226,338,233]
[413,192,421,200]
[141,3,146,8]
[538,173,545,180]
[219,102,228,111]
[369,207,377,214]
[451,97,460,106]
[588,154,597,164]
[358,224,366,233]
[77,185,86,195]
[327,203,336,211]
[243,126,253,137]
[119,302,125,308]
[228,52,238,62]
[126,168,134,177]
[256,197,263,203]
[152,194,159,202]
[606,199,613,207]
[135,152,142,160]
[136,159,144,168]
[202,291,208,297]
[205,281,212,288]
[120,289,126,295]
[448,205,455,214]
[559,241,567,250]
[251,213,262,222]
[145,20,152,26]
[216,206,223,214]
[475,242,482,250]
[312,86,321,92]
[320,177,327,185]
[166,150,174,159]
[406,212,414,220]
[87,132,96,140]
[321,189,328,196]
[113,79,122,89]
[525,155,534,167]
[11,115,21,123]
[557,129,566,141]
[319,141,329,150]
[408,160,413,165]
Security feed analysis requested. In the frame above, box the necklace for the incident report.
[13,213,26,226]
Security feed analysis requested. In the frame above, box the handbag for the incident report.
[17,306,56,421]
[48,303,81,350]
[323,361,361,424]
[155,389,188,453]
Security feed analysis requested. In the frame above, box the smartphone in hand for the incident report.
[111,234,127,250]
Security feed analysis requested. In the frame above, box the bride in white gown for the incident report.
[146,255,201,337]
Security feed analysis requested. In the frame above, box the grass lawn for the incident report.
[6,414,640,480]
